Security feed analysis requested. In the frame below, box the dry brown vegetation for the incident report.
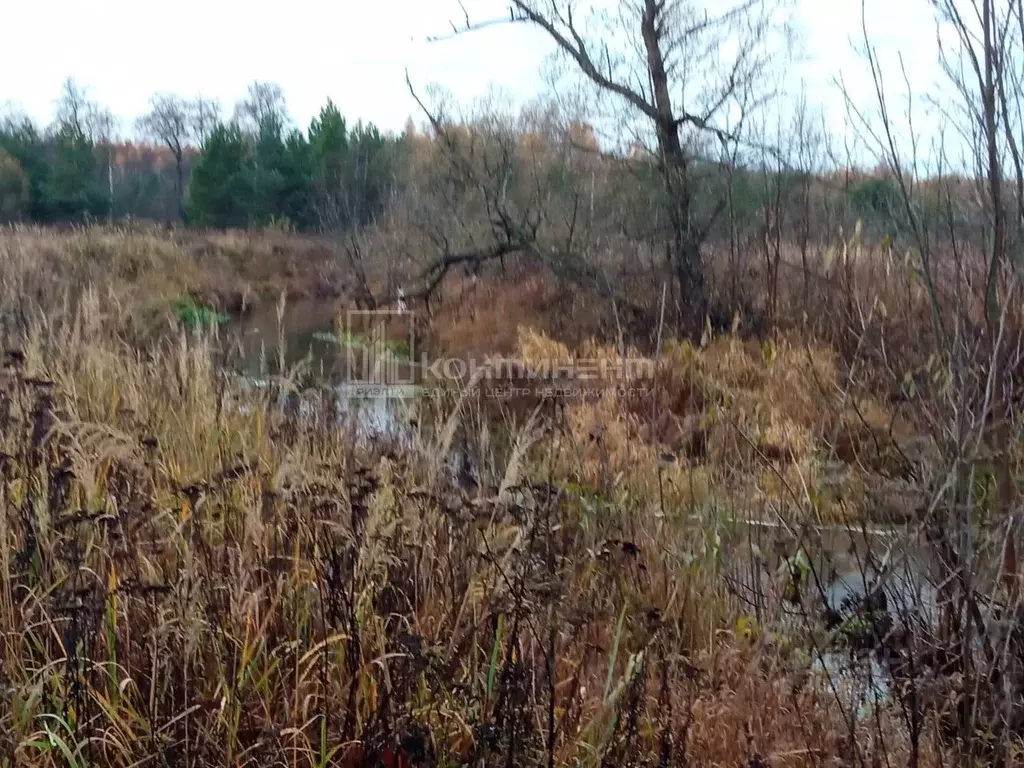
[4,0,1024,760]
[0,225,354,321]
[1,222,1021,767]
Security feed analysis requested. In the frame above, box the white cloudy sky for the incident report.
[1,0,946,146]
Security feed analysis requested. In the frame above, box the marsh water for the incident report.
[227,298,942,599]
[228,298,347,379]
[225,298,414,442]
[224,299,944,711]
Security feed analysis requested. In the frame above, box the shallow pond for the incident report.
[222,298,953,716]
[227,298,347,379]
[718,517,946,714]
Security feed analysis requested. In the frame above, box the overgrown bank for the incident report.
[2,223,1023,765]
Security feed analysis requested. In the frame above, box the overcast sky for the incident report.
[1,0,945,149]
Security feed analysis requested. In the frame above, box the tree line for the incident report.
[0,80,405,231]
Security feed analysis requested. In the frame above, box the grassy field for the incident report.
[0,225,1008,766]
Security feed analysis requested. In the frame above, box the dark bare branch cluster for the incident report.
[136,94,191,220]
[424,0,789,331]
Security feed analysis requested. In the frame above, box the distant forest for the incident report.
[0,79,406,231]
[0,76,980,262]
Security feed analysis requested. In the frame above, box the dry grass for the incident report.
[0,225,1010,766]
[424,264,614,360]
[510,324,916,526]
[0,225,350,326]
[0,306,817,766]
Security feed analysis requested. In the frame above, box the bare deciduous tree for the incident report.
[54,78,115,143]
[234,81,288,137]
[190,96,220,147]
[136,94,191,221]
[833,0,1024,757]
[53,78,118,218]
[462,0,792,329]
[54,77,90,138]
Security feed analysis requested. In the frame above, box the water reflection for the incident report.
[722,517,941,714]
[228,298,346,379]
